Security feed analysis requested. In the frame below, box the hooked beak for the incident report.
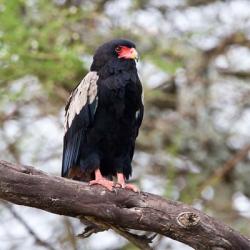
[130,48,139,62]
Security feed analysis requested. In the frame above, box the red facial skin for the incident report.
[116,46,138,60]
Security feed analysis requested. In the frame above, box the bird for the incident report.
[61,39,143,192]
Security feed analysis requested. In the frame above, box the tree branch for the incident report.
[198,144,250,194]
[0,160,250,250]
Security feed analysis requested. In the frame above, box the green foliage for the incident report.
[146,54,183,74]
[0,0,86,93]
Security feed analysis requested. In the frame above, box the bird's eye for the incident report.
[115,46,121,53]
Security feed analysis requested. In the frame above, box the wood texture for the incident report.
[0,160,250,250]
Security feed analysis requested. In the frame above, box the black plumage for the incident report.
[62,39,143,186]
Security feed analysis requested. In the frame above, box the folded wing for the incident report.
[62,71,99,177]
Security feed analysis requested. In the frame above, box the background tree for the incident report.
[0,0,250,249]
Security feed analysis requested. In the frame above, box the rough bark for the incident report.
[0,160,249,250]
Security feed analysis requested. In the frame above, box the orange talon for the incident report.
[123,183,139,192]
[116,173,139,192]
[89,169,114,191]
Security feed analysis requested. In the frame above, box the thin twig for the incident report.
[79,216,153,250]
[198,144,250,193]
[3,202,56,250]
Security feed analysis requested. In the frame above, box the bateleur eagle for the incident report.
[62,39,143,192]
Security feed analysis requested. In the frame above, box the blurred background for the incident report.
[0,0,250,249]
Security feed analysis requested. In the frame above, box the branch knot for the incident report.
[177,211,200,228]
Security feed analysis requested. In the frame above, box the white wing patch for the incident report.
[64,71,99,133]
[135,110,140,120]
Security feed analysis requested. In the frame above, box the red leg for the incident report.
[116,173,139,192]
[89,169,114,191]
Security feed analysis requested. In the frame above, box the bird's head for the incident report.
[90,39,139,71]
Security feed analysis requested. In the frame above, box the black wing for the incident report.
[129,81,144,161]
[62,71,99,177]
[135,103,144,137]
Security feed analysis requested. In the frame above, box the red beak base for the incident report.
[116,46,139,61]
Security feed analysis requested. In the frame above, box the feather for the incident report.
[62,71,98,177]
[64,71,98,133]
